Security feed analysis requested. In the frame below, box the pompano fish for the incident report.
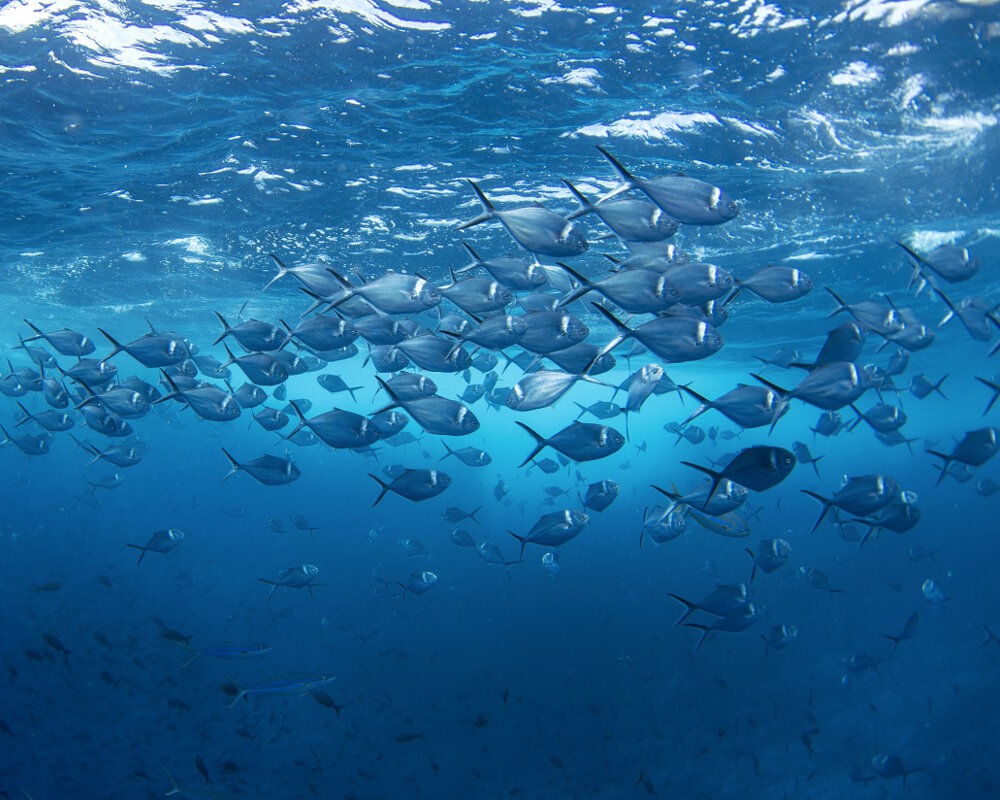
[580,479,620,512]
[375,378,479,436]
[443,314,526,352]
[556,263,678,313]
[927,427,999,483]
[458,180,588,258]
[825,289,904,337]
[898,240,978,289]
[455,242,548,290]
[369,469,451,506]
[801,474,903,531]
[99,328,190,368]
[506,370,598,412]
[685,604,761,653]
[439,270,512,315]
[682,446,796,505]
[22,319,95,356]
[749,538,791,574]
[398,571,438,598]
[15,402,74,433]
[668,583,752,627]
[440,441,492,467]
[285,401,379,449]
[594,304,723,364]
[814,322,865,366]
[753,362,873,412]
[516,421,625,467]
[516,310,589,354]
[507,508,589,558]
[596,147,739,225]
[730,265,813,304]
[563,179,678,242]
[157,372,241,422]
[910,373,947,400]
[681,384,788,430]
[0,424,51,456]
[282,315,358,353]
[258,565,321,600]
[221,449,300,485]
[324,268,441,315]
[384,372,437,401]
[849,402,906,434]
[791,441,823,477]
[126,528,184,566]
[221,344,288,386]
[761,624,798,658]
[639,505,686,546]
[213,312,286,351]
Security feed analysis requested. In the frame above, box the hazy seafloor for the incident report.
[1,1,1000,798]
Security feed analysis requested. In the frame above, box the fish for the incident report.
[221,448,300,486]
[639,505,687,547]
[182,642,273,669]
[213,312,286,351]
[315,373,364,401]
[579,479,620,512]
[909,373,948,400]
[0,425,51,456]
[375,378,480,436]
[749,539,792,575]
[685,604,762,652]
[681,384,788,430]
[801,474,903,531]
[516,421,625,467]
[369,469,451,505]
[849,402,907,434]
[730,265,813,304]
[285,400,380,449]
[439,269,513,315]
[455,242,548,290]
[225,673,335,707]
[22,319,95,356]
[458,180,588,258]
[542,551,560,580]
[442,506,481,524]
[99,327,190,368]
[556,262,678,313]
[507,509,589,558]
[156,372,241,422]
[563,179,678,242]
[574,400,623,420]
[220,344,288,386]
[258,565,322,600]
[440,441,492,467]
[448,528,477,548]
[593,304,724,364]
[398,571,438,598]
[596,146,739,225]
[681,447,796,506]
[282,314,358,353]
[791,442,823,477]
[825,289,903,336]
[898,240,978,288]
[761,624,798,658]
[126,528,185,566]
[871,753,922,787]
[927,427,999,484]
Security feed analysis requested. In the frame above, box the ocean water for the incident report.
[1,1,999,797]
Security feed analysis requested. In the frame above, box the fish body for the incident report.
[458,180,588,258]
[23,320,95,356]
[564,179,678,242]
[369,469,451,505]
[580,479,620,512]
[221,449,300,485]
[594,305,723,364]
[517,421,625,466]
[507,508,589,557]
[126,528,184,566]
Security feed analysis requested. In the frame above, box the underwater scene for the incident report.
[1,1,999,798]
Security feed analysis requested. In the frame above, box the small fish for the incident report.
[394,731,423,743]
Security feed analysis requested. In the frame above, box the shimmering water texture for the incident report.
[1,2,999,799]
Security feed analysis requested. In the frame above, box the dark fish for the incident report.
[761,623,798,658]
[458,180,588,258]
[517,309,589,354]
[749,538,791,574]
[574,400,623,420]
[825,289,903,336]
[253,406,289,432]
[507,508,589,558]
[685,604,761,652]
[754,362,873,411]
[221,344,288,386]
[375,379,479,437]
[898,240,978,287]
[682,447,795,505]
[42,632,71,665]
[316,373,363,401]
[516,421,625,466]
[213,312,286,351]
[394,731,423,743]
[849,402,906,434]
[557,263,678,313]
[384,372,437,401]
[233,382,267,409]
[325,268,441,315]
[398,570,438,597]
[285,401,380,449]
[580,479,620,512]
[871,753,922,787]
[0,424,51,456]
[801,474,903,531]
[815,322,865,366]
[442,506,481,524]
[99,328,190,368]
[927,427,999,484]
[194,754,212,784]
[282,315,358,353]
[811,410,843,439]
[681,384,787,430]
[221,448,300,486]
[369,469,451,506]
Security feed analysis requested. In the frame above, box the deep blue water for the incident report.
[1,1,999,798]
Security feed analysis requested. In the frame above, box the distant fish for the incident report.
[369,469,451,506]
[258,565,321,601]
[126,529,185,566]
[221,448,300,486]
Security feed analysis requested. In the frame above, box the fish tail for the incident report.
[125,543,147,566]
[745,548,758,586]
[220,448,241,483]
[846,403,864,431]
[975,376,1000,415]
[22,319,44,342]
[459,241,483,266]
[723,285,743,306]
[590,303,631,357]
[573,402,588,420]
[932,374,948,400]
[212,311,231,346]
[14,401,34,428]
[761,634,771,659]
[684,622,711,653]
[515,421,549,468]
[800,489,832,532]
[262,253,291,291]
[181,650,201,669]
[256,579,279,601]
[679,461,722,509]
[639,507,648,548]
[284,400,308,441]
[667,593,697,627]
[154,369,180,404]
[555,261,593,307]
[926,450,952,485]
[457,180,496,229]
[368,473,390,507]
[470,506,482,524]
[506,529,528,561]
[439,441,455,461]
[595,146,638,198]
[163,768,182,796]
[561,179,593,220]
[97,328,123,365]
[824,287,850,318]
[809,455,823,478]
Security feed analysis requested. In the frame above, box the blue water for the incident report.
[2,1,999,797]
